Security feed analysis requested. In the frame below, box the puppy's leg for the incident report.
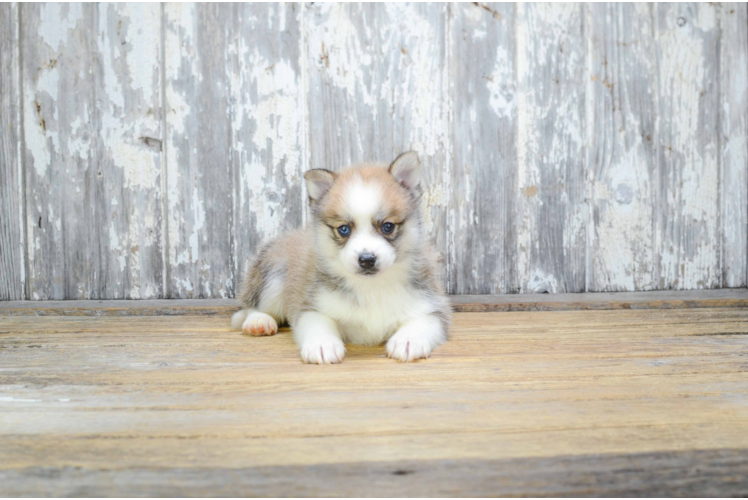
[231,309,250,330]
[294,312,346,364]
[233,252,285,336]
[233,309,279,336]
[386,314,446,362]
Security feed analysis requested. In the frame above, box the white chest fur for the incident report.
[314,281,434,346]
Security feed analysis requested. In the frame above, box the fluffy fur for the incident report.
[231,152,451,364]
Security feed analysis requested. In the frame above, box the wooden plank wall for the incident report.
[0,3,23,300]
[0,2,746,300]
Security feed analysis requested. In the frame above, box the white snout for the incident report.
[340,231,396,275]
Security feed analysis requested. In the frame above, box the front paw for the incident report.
[386,332,434,362]
[300,336,346,365]
[242,312,278,336]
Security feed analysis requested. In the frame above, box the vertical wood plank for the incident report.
[515,4,587,293]
[720,3,748,288]
[22,3,92,300]
[22,3,164,299]
[306,3,450,277]
[163,4,233,298]
[96,3,164,299]
[449,3,516,294]
[586,4,658,292]
[0,2,24,300]
[655,3,720,290]
[229,3,304,291]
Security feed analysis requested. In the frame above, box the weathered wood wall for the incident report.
[1,2,746,299]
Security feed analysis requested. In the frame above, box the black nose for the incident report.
[358,253,377,269]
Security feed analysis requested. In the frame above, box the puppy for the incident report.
[231,152,451,364]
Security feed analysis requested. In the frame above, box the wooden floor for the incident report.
[1,307,748,496]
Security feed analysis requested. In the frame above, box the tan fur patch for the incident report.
[316,164,418,225]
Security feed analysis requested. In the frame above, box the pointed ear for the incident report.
[389,151,421,191]
[304,169,336,203]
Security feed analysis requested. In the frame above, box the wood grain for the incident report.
[21,3,93,300]
[1,308,747,496]
[586,4,658,292]
[0,3,23,300]
[515,3,587,293]
[163,4,233,299]
[229,3,305,295]
[449,3,516,294]
[21,4,164,300]
[656,3,721,290]
[720,3,748,288]
[94,4,165,300]
[2,449,748,497]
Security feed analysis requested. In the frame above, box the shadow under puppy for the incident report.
[232,152,451,364]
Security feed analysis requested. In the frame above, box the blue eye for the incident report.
[382,222,395,234]
[337,225,351,237]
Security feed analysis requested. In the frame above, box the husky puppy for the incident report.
[231,152,451,364]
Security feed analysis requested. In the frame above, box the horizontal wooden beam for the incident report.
[451,288,748,312]
[0,289,746,316]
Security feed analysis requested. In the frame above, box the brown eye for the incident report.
[382,222,395,234]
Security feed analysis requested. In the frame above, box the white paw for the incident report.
[242,312,278,336]
[300,336,346,365]
[386,331,434,362]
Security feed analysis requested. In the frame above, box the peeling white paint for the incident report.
[25,31,62,178]
[487,46,514,118]
[308,4,375,111]
[11,3,746,300]
[38,3,82,51]
[164,2,198,293]
[390,4,446,159]
[526,270,559,294]
[23,85,51,177]
[515,3,587,292]
[591,163,655,290]
[189,185,205,264]
[114,141,159,191]
[656,3,720,289]
[109,225,126,273]
[691,4,716,32]
[231,6,303,256]
[119,4,160,104]
[247,57,299,168]
[67,116,90,160]
[164,0,197,194]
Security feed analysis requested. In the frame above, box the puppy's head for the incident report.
[305,152,423,279]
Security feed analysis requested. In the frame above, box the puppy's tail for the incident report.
[231,309,251,330]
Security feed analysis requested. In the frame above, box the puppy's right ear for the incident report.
[304,169,336,203]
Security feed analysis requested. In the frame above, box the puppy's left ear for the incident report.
[389,151,421,191]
